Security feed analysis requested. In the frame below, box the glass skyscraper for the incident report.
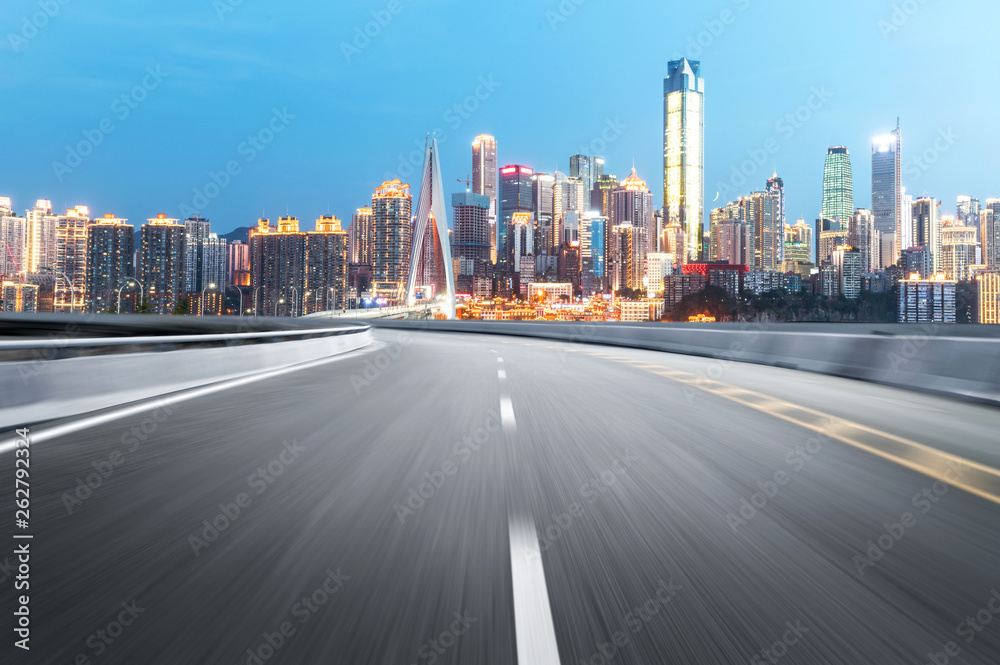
[664,58,704,264]
[822,147,854,225]
[872,122,902,256]
[499,165,534,275]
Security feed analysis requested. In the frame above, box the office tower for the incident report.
[709,208,726,261]
[912,197,942,274]
[822,147,854,226]
[406,137,456,316]
[613,168,655,255]
[766,173,786,230]
[472,135,498,264]
[85,215,134,313]
[570,154,604,194]
[850,209,879,272]
[872,123,902,253]
[900,247,932,279]
[750,192,780,271]
[0,198,26,279]
[509,212,535,294]
[898,275,956,323]
[499,165,534,276]
[451,191,491,295]
[553,172,587,245]
[664,58,705,263]
[580,212,607,296]
[941,224,976,282]
[717,220,755,266]
[25,199,57,274]
[54,206,90,312]
[645,253,673,297]
[983,200,1000,270]
[831,246,863,299]
[816,218,848,265]
[227,240,250,287]
[532,173,556,254]
[140,214,185,314]
[371,179,413,299]
[899,187,913,252]
[661,220,685,262]
[610,223,647,292]
[978,273,1000,324]
[0,281,39,313]
[784,219,813,268]
[183,215,212,293]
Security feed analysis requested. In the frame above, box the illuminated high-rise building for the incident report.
[957,196,981,246]
[499,165,534,277]
[85,215,134,313]
[832,245,863,299]
[25,199,57,274]
[717,220,754,267]
[371,179,413,299]
[0,198,26,280]
[750,192,780,271]
[140,214,185,314]
[822,147,854,226]
[54,206,90,312]
[983,200,1000,270]
[590,174,618,219]
[941,223,977,282]
[613,168,655,254]
[784,219,813,268]
[226,240,250,287]
[610,223,647,292]
[664,57,705,263]
[531,172,556,254]
[912,197,942,274]
[349,207,374,265]
[472,135,498,263]
[183,215,212,293]
[898,275,956,323]
[580,212,608,296]
[978,272,1000,324]
[766,173,786,230]
[850,209,879,273]
[872,123,902,251]
[451,191,491,295]
[0,281,38,313]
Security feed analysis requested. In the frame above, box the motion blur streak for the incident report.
[1,330,999,663]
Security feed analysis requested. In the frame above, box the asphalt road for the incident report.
[2,329,1000,664]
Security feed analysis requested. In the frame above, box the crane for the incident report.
[457,175,473,191]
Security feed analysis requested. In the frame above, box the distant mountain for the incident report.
[220,227,252,244]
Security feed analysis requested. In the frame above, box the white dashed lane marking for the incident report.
[509,515,563,665]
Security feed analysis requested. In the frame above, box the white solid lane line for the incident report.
[500,396,516,432]
[509,515,563,665]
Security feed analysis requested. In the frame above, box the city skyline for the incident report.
[2,1,996,237]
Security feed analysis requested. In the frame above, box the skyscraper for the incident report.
[957,196,981,244]
[570,154,604,195]
[750,192,780,271]
[580,212,607,296]
[25,199,57,274]
[912,197,942,274]
[141,214,185,314]
[850,209,879,273]
[941,223,976,282]
[610,223,647,292]
[499,165,534,277]
[472,135,498,264]
[531,173,555,254]
[822,147,854,225]
[0,198,26,280]
[983,200,1000,270]
[717,220,754,267]
[85,215,134,313]
[664,58,705,263]
[613,168,655,254]
[872,123,902,253]
[226,240,250,287]
[350,207,374,266]
[54,206,90,312]
[183,215,212,293]
[766,174,785,262]
[371,179,413,299]
[451,191,491,296]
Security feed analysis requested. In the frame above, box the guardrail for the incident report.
[0,314,372,431]
[371,320,1000,407]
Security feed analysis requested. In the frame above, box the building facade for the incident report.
[86,215,134,313]
[664,58,705,263]
[140,215,185,314]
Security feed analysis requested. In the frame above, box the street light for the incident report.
[290,286,299,318]
[202,283,218,316]
[225,285,244,316]
[253,286,263,317]
[274,297,284,317]
[41,267,77,314]
[116,279,144,314]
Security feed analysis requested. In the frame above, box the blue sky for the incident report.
[2,0,998,235]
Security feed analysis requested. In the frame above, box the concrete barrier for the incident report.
[371,320,1000,407]
[0,315,372,430]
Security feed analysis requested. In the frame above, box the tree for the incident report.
[670,285,737,322]
[172,298,191,316]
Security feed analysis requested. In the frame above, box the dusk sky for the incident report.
[3,0,998,234]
